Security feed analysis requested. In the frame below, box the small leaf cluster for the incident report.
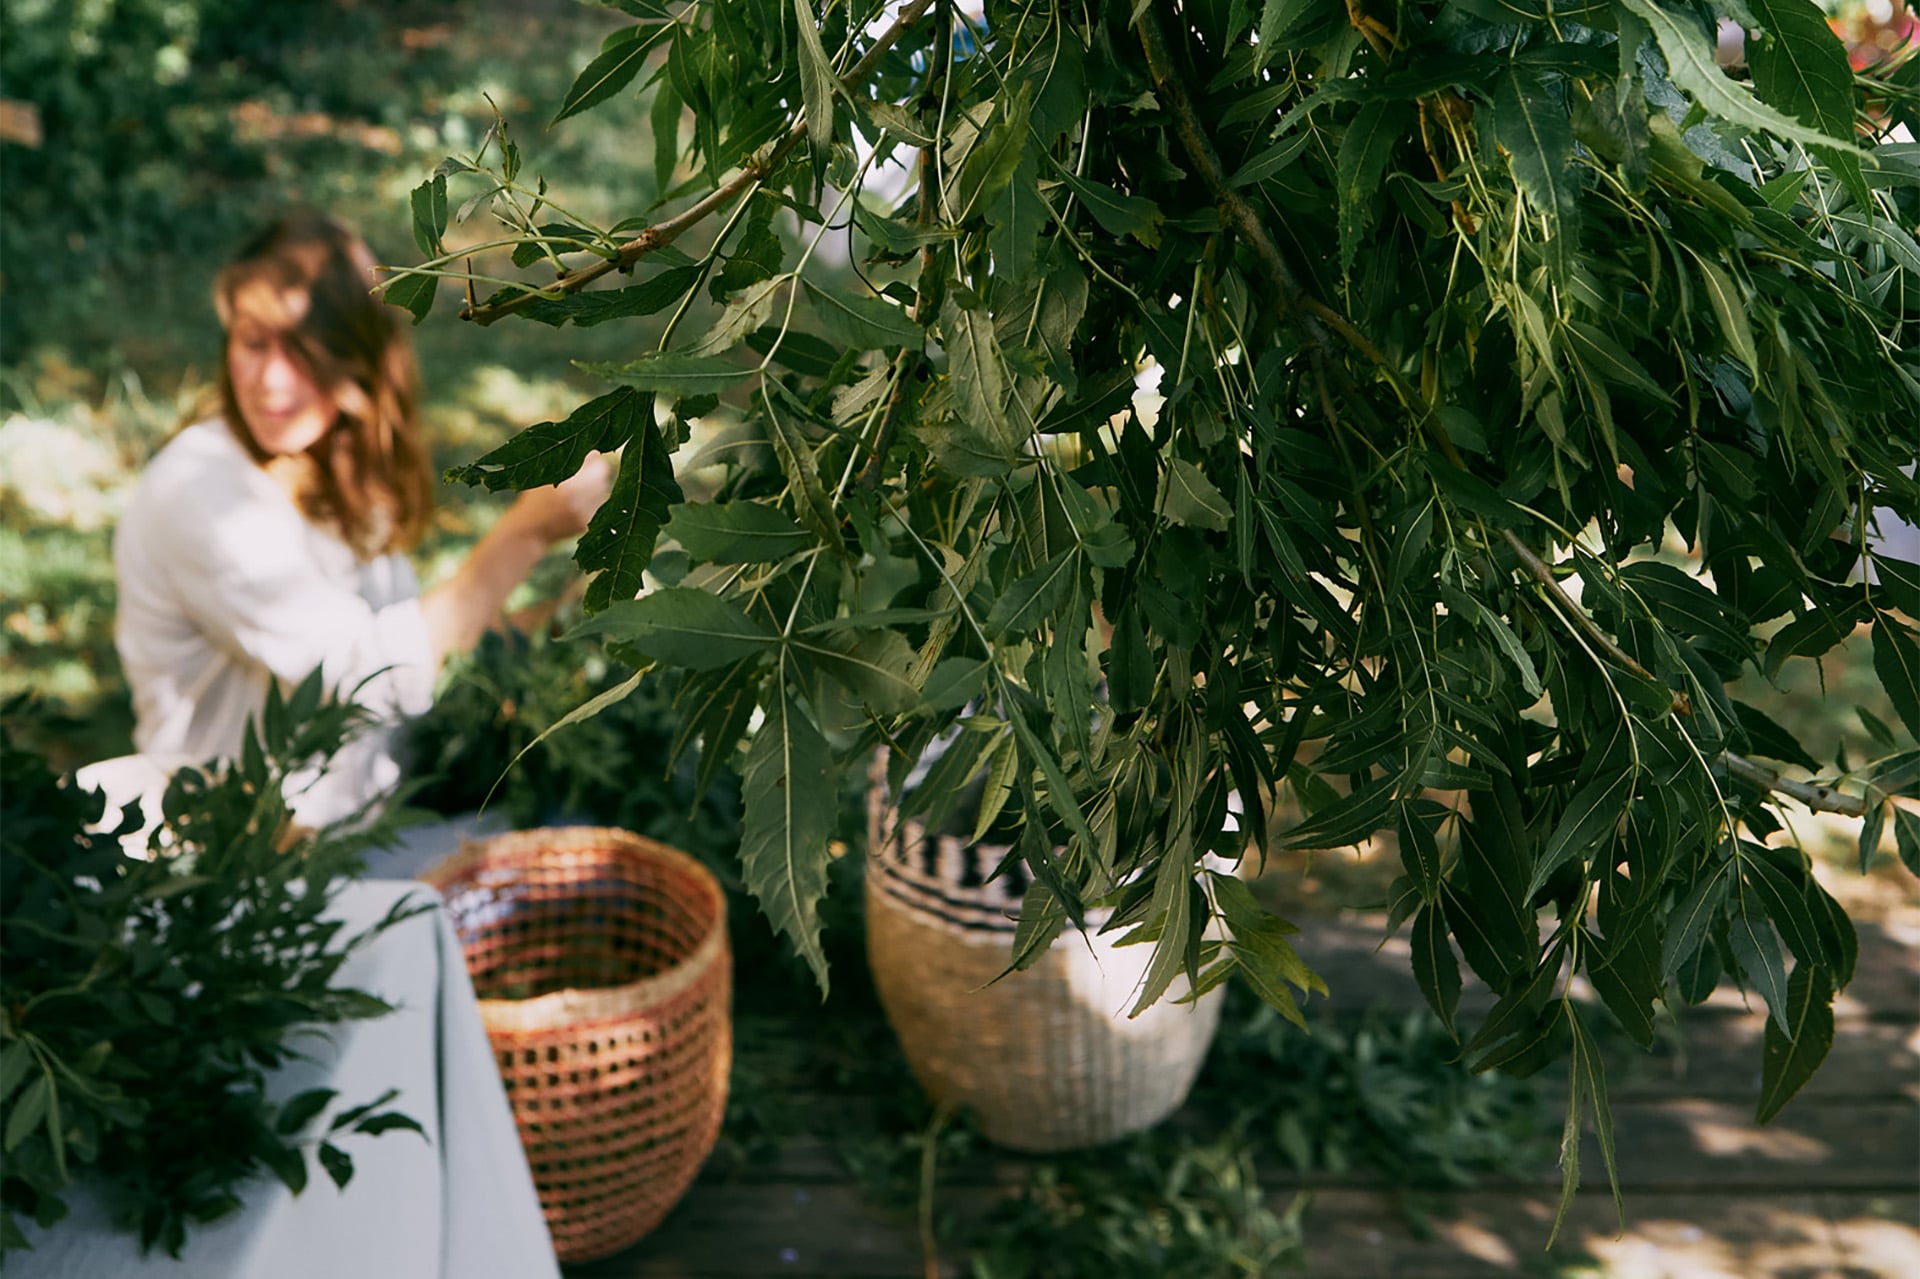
[0,676,426,1257]
[402,0,1919,1216]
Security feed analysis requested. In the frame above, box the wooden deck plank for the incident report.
[566,1186,1920,1278]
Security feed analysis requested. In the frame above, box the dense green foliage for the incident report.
[0,677,424,1257]
[401,0,1919,1215]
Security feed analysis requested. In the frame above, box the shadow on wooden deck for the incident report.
[570,904,1920,1279]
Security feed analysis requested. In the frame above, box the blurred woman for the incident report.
[113,211,609,827]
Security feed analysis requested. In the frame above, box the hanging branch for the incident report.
[1505,514,1871,818]
[1139,1,1877,827]
[464,0,939,326]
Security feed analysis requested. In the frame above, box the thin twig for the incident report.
[918,1099,956,1279]
[464,0,939,326]
[1501,531,1663,688]
[859,351,918,490]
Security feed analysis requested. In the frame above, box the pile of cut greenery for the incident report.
[0,675,426,1257]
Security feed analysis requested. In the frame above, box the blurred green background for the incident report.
[1,0,657,766]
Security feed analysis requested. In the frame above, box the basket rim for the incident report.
[421,825,728,1029]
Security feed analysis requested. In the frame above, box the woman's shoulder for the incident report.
[133,419,267,503]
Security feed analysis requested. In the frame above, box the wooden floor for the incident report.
[570,890,1920,1279]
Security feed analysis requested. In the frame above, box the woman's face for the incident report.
[225,281,337,456]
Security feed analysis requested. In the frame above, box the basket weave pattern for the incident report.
[866,790,1223,1153]
[425,828,730,1263]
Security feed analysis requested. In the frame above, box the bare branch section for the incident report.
[465,0,938,326]
[1721,753,1870,819]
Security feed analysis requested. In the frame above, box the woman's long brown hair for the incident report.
[214,212,432,557]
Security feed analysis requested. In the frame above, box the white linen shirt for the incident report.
[114,419,437,827]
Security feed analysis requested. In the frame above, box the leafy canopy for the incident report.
[397,0,1920,1219]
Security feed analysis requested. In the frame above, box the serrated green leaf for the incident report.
[937,299,1016,472]
[1494,69,1578,280]
[1731,700,1821,771]
[741,678,837,992]
[1130,858,1203,1016]
[1557,1005,1623,1242]
[553,28,653,125]
[1056,169,1163,247]
[1444,586,1544,701]
[1617,0,1867,156]
[1229,129,1314,189]
[987,158,1048,279]
[410,175,447,258]
[383,270,437,325]
[692,275,790,358]
[668,501,812,563]
[577,413,683,612]
[1412,903,1463,1035]
[1871,556,1920,622]
[792,0,836,145]
[1005,701,1099,858]
[1159,459,1232,531]
[1729,896,1792,1035]
[1396,807,1443,897]
[1276,775,1395,851]
[919,657,990,713]
[794,629,920,715]
[953,86,1031,221]
[447,388,643,491]
[1694,255,1760,373]
[1892,804,1920,876]
[803,280,922,350]
[1009,880,1069,970]
[584,352,753,396]
[1756,963,1834,1122]
[986,549,1078,638]
[1832,210,1920,274]
[1746,0,1869,205]
[568,586,777,668]
[1564,321,1671,402]
[1528,769,1635,899]
[866,100,935,145]
[1872,617,1920,738]
[507,265,705,330]
[761,385,842,553]
[1336,100,1408,278]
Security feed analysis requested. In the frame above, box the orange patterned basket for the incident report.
[424,827,731,1263]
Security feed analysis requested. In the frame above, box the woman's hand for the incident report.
[422,452,615,669]
[509,451,614,544]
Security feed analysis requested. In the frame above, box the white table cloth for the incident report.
[12,879,559,1279]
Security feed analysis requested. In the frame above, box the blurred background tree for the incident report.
[0,0,654,765]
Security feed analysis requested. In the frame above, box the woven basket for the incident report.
[865,786,1224,1153]
[424,827,730,1263]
